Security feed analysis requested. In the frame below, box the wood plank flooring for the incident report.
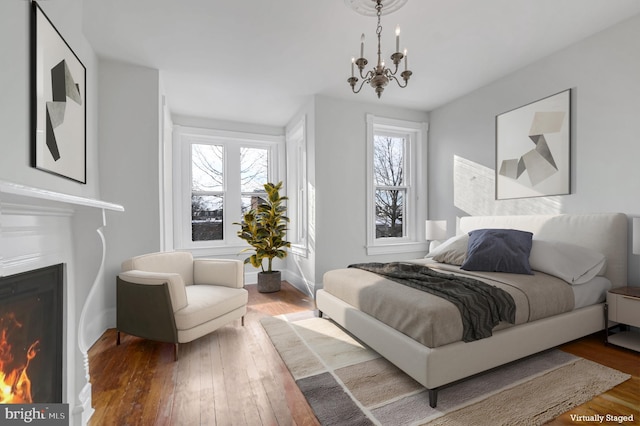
[89,282,639,425]
[547,333,639,425]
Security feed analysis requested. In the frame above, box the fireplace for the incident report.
[0,264,63,403]
[1,180,124,424]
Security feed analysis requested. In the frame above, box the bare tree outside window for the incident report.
[374,135,406,238]
[190,144,271,242]
[192,144,223,191]
[191,144,224,241]
[241,147,269,214]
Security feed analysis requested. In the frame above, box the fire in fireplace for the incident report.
[0,264,63,403]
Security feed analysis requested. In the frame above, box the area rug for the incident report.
[261,312,630,426]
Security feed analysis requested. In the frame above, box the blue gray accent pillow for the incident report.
[461,229,534,274]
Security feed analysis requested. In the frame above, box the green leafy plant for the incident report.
[235,181,291,273]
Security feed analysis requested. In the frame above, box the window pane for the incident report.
[241,194,267,215]
[374,135,405,186]
[375,189,404,238]
[191,195,223,241]
[241,147,268,192]
[192,144,223,191]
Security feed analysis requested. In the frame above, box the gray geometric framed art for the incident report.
[32,1,86,183]
[495,89,571,200]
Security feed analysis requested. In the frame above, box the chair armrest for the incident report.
[193,259,244,289]
[118,270,188,311]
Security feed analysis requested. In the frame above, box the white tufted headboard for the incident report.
[459,213,628,288]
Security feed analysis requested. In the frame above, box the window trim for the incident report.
[365,114,428,255]
[173,125,284,256]
[285,115,308,257]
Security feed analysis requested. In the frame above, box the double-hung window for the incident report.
[174,126,283,255]
[366,114,427,255]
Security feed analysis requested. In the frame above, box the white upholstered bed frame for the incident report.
[315,213,627,407]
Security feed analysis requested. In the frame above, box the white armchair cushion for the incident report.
[118,270,188,312]
[122,251,195,285]
[175,285,248,331]
[194,259,244,288]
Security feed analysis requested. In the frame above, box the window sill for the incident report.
[366,241,429,256]
[179,245,248,259]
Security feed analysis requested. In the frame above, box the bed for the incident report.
[315,213,627,407]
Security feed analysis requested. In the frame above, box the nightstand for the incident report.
[606,286,640,352]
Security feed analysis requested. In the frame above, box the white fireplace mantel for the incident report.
[0,180,124,212]
[0,180,124,425]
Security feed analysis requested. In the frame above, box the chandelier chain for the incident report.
[376,0,383,65]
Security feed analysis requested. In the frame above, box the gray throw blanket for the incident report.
[348,262,516,342]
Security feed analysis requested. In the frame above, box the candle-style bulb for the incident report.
[395,25,400,53]
[360,33,365,58]
[403,49,408,71]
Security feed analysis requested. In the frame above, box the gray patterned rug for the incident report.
[261,312,630,426]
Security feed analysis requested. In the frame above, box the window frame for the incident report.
[365,114,428,255]
[173,125,283,256]
[285,115,308,257]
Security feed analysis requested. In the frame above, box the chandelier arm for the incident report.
[359,67,372,80]
[383,61,401,77]
[350,77,370,94]
[388,74,409,89]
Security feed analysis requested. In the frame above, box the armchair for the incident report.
[116,251,248,360]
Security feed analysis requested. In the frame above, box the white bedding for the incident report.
[423,257,612,310]
[572,276,611,309]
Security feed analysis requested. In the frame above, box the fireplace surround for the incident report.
[0,180,123,425]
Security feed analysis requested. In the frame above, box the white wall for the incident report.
[284,95,430,293]
[428,14,640,284]
[98,59,163,321]
[0,0,100,198]
[173,114,284,137]
[312,95,429,285]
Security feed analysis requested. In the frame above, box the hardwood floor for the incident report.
[89,282,639,425]
[546,333,639,425]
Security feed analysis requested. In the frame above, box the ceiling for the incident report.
[83,0,640,127]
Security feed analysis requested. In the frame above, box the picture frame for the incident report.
[32,1,86,184]
[495,89,571,200]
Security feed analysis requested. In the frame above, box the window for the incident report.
[191,143,224,241]
[174,126,283,255]
[366,115,428,255]
[374,133,407,238]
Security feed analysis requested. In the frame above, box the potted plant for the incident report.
[235,181,291,292]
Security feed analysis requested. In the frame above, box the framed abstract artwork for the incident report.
[495,89,571,200]
[32,1,86,183]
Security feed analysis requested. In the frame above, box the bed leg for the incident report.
[428,388,438,408]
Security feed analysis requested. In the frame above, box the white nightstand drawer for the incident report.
[616,295,640,328]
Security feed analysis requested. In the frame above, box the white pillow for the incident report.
[425,233,469,265]
[529,239,606,285]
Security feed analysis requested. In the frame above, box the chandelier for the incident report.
[347,0,412,98]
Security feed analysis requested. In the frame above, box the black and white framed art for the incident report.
[495,89,571,200]
[32,1,86,183]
